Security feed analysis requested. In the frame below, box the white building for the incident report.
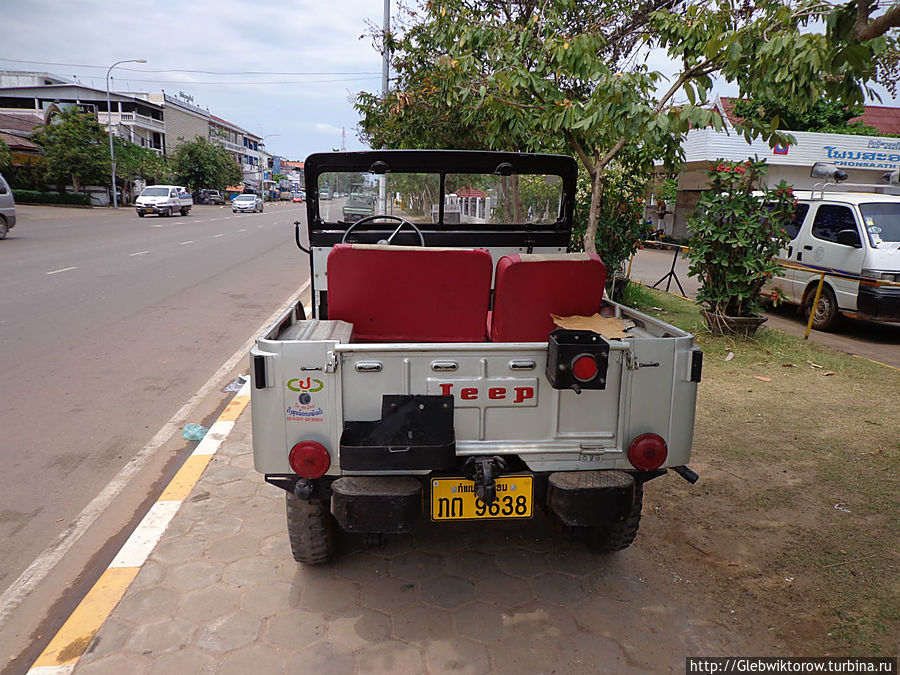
[660,99,900,238]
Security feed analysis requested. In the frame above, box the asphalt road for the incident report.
[628,246,900,369]
[0,202,311,662]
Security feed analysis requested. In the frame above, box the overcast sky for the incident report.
[1,0,387,160]
[2,1,895,162]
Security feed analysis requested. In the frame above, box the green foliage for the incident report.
[31,108,110,193]
[572,165,653,278]
[0,139,10,170]
[168,137,241,192]
[732,97,888,136]
[113,138,168,186]
[12,189,91,205]
[686,159,794,317]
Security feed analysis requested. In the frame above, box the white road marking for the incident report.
[129,251,149,257]
[179,240,194,245]
[45,267,78,275]
[213,234,224,238]
[238,229,247,233]
[108,501,182,569]
[0,280,312,629]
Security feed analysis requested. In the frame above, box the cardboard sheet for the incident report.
[551,313,635,339]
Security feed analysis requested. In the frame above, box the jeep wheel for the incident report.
[804,284,840,331]
[285,492,336,564]
[584,484,644,553]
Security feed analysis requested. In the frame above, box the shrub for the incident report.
[12,190,91,206]
[686,158,794,317]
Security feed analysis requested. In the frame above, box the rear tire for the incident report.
[0,216,8,239]
[804,284,840,331]
[582,484,644,552]
[285,492,336,564]
[180,207,188,216]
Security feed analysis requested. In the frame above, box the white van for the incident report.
[0,172,15,239]
[135,185,193,217]
[769,187,900,329]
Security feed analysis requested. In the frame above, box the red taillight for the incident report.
[289,441,331,478]
[571,354,599,382]
[628,433,668,471]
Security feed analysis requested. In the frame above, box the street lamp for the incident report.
[106,58,147,209]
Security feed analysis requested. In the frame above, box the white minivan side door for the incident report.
[770,203,810,304]
[796,203,868,311]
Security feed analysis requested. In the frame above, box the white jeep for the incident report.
[251,150,702,563]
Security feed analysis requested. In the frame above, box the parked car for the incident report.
[291,192,304,203]
[278,190,293,201]
[194,189,225,205]
[233,194,264,213]
[767,184,900,329]
[0,171,16,239]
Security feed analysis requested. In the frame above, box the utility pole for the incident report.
[379,0,391,213]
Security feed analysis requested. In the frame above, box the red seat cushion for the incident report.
[327,244,493,342]
[489,253,607,342]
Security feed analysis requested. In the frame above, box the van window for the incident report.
[859,202,900,247]
[811,205,858,243]
[785,203,809,240]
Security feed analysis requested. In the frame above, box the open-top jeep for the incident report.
[251,150,701,563]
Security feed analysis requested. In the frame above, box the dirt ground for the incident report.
[627,295,899,657]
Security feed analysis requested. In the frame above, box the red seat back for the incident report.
[489,253,607,342]
[327,244,493,342]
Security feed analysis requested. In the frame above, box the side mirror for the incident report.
[836,229,862,248]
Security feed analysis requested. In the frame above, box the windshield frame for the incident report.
[303,150,577,250]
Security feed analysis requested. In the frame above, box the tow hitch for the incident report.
[463,456,508,505]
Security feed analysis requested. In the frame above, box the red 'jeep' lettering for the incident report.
[513,386,534,403]
[434,382,536,405]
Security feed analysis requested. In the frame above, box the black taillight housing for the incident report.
[546,329,610,392]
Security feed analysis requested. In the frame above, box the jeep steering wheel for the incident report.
[341,215,425,246]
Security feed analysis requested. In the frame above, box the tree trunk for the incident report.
[583,167,604,255]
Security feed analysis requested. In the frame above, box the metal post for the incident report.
[382,0,391,96]
[805,272,826,339]
[106,59,146,209]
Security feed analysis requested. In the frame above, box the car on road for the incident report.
[0,171,15,239]
[233,194,264,213]
[135,185,193,217]
[292,192,304,203]
[278,190,293,201]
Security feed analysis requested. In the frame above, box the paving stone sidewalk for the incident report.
[72,404,735,675]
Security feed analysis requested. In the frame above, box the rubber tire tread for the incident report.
[806,284,840,331]
[285,492,336,564]
[586,484,644,552]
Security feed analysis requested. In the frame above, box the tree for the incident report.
[357,0,895,254]
[731,96,888,136]
[168,137,241,192]
[0,138,10,170]
[113,138,169,198]
[31,108,109,193]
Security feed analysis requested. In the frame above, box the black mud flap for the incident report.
[547,470,635,526]
[340,395,455,471]
[331,476,423,533]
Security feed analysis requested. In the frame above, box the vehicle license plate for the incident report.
[431,475,533,521]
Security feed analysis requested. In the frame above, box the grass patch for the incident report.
[625,283,899,654]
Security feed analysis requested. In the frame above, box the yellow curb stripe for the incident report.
[219,394,250,421]
[31,567,139,667]
[157,454,214,502]
[851,353,899,372]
